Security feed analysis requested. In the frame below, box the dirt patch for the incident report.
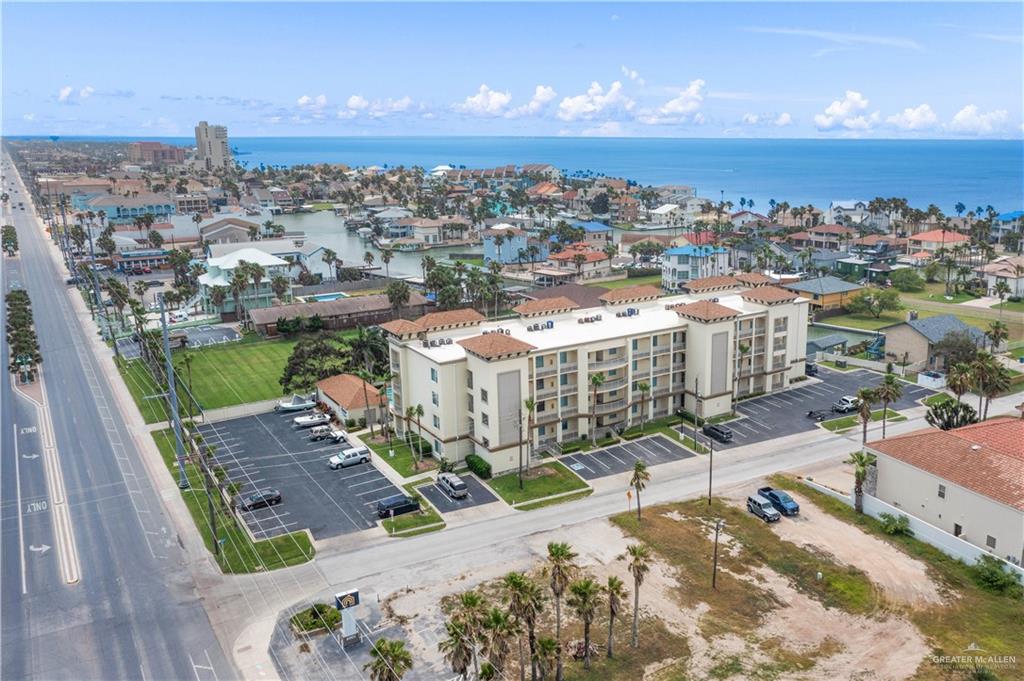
[755,492,946,607]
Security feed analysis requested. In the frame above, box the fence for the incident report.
[818,351,926,376]
[802,479,1024,579]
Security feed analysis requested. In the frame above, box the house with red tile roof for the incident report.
[867,417,1024,565]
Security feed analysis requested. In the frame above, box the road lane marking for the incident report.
[13,425,28,594]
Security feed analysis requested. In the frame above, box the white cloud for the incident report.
[79,85,95,99]
[841,112,880,131]
[814,90,870,130]
[506,85,558,118]
[140,117,178,134]
[886,103,937,130]
[456,84,513,116]
[347,95,369,111]
[620,65,645,87]
[296,94,328,111]
[22,113,35,122]
[581,121,624,137]
[637,79,705,125]
[742,113,760,125]
[742,27,922,52]
[947,105,1009,135]
[58,86,74,103]
[557,81,634,121]
[367,96,414,118]
[971,32,1023,44]
[774,112,793,127]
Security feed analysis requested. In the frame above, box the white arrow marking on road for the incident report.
[22,453,40,460]
[29,544,51,554]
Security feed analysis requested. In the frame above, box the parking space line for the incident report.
[562,455,595,475]
[357,484,396,498]
[602,447,630,466]
[348,476,388,489]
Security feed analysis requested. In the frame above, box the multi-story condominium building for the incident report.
[82,192,176,224]
[127,141,186,166]
[662,245,730,291]
[194,121,233,170]
[382,281,809,474]
[176,192,210,215]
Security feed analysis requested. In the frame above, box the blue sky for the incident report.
[3,2,1022,138]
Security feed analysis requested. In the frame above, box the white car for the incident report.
[328,447,370,469]
[309,425,347,442]
[169,311,189,323]
[293,412,331,428]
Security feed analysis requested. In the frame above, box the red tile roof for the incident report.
[458,333,536,360]
[682,275,739,292]
[317,373,381,411]
[548,250,609,263]
[415,308,485,330]
[598,285,662,303]
[910,229,969,243]
[740,286,801,305]
[379,319,423,336]
[868,417,1024,511]
[671,300,738,323]
[513,296,580,316]
[733,272,773,286]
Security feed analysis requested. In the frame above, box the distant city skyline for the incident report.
[3,2,1022,139]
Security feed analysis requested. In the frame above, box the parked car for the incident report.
[65,276,82,285]
[131,267,145,275]
[377,494,421,519]
[805,362,819,376]
[437,472,469,499]
[169,311,189,323]
[746,494,781,522]
[142,266,152,274]
[144,279,163,288]
[831,395,860,413]
[293,412,331,428]
[309,425,347,442]
[702,423,734,443]
[805,409,830,422]
[328,446,370,469]
[238,488,282,511]
[757,487,800,516]
[276,394,315,412]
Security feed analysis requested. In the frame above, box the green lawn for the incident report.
[488,461,589,506]
[151,429,315,573]
[452,257,485,267]
[819,360,857,372]
[770,476,1024,678]
[901,282,980,304]
[367,436,436,479]
[922,392,954,407]
[822,310,905,330]
[994,300,1024,313]
[821,408,904,432]
[117,358,173,424]
[381,480,446,535]
[311,202,335,211]
[514,489,593,511]
[588,274,662,290]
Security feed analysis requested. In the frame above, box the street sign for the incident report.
[335,589,360,610]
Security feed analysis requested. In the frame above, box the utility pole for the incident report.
[160,294,189,489]
[707,431,715,506]
[201,452,219,556]
[517,408,524,490]
[712,518,723,589]
[692,376,699,448]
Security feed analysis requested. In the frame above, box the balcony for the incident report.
[559,362,578,373]
[653,345,672,355]
[589,354,628,370]
[652,363,671,375]
[560,405,579,417]
[632,347,651,359]
[652,384,671,397]
[594,399,627,414]
[534,364,558,378]
[561,383,578,396]
[535,385,558,399]
[596,376,628,392]
[536,411,560,425]
[652,408,670,418]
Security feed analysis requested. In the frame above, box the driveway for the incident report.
[561,433,695,481]
[116,324,241,360]
[415,475,499,514]
[198,410,403,540]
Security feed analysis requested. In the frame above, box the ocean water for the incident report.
[18,135,1023,212]
[229,137,1022,213]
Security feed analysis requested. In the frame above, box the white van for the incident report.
[328,446,370,470]
[169,311,189,323]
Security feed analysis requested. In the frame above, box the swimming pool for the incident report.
[303,292,350,302]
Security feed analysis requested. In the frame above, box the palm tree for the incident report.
[133,280,148,301]
[481,607,518,674]
[589,372,605,445]
[454,591,487,679]
[229,269,248,323]
[209,285,228,318]
[414,403,426,462]
[503,572,545,681]
[567,578,601,670]
[523,397,536,478]
[946,363,973,404]
[845,450,877,513]
[630,460,650,521]
[636,381,650,432]
[604,576,627,659]
[381,248,394,280]
[855,387,878,445]
[321,248,337,280]
[545,542,577,681]
[993,280,1011,318]
[875,374,903,439]
[439,620,473,680]
[364,638,412,681]
[247,261,266,316]
[534,637,558,680]
[270,274,289,302]
[404,405,416,447]
[622,544,651,648]
[364,250,375,271]
[985,320,1008,352]
[572,252,587,280]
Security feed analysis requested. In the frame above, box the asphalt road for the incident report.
[0,157,235,680]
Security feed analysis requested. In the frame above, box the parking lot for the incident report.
[197,410,403,540]
[117,324,242,359]
[416,475,498,514]
[685,368,936,450]
[561,433,695,481]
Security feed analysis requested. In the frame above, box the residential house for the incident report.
[198,248,291,319]
[908,229,969,256]
[316,374,383,427]
[661,245,730,291]
[200,217,260,244]
[83,193,176,224]
[974,255,1024,297]
[882,314,985,369]
[176,192,210,215]
[991,211,1022,245]
[610,195,640,224]
[730,211,770,229]
[207,237,332,281]
[828,200,889,230]
[781,276,864,311]
[520,164,562,181]
[248,291,431,336]
[574,221,614,245]
[787,224,858,251]
[867,417,1024,566]
[482,226,549,264]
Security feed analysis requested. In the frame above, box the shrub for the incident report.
[560,440,590,454]
[290,603,340,633]
[878,512,913,537]
[676,409,705,427]
[465,453,492,479]
[627,267,660,278]
[969,555,1023,597]
[438,457,456,473]
[357,417,366,428]
[345,418,356,429]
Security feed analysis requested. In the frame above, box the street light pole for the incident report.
[712,518,723,589]
[160,294,189,489]
[707,432,715,506]
[517,408,524,490]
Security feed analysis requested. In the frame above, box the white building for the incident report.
[195,121,232,171]
[867,417,1024,566]
[382,281,809,473]
[198,248,290,318]
[828,200,889,230]
[207,237,332,281]
[974,255,1024,297]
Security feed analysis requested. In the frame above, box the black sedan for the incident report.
[238,488,282,511]
[702,423,734,443]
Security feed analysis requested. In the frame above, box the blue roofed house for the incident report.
[882,314,986,371]
[573,220,613,245]
[991,211,1023,246]
[83,193,177,224]
[482,225,549,264]
[661,245,730,292]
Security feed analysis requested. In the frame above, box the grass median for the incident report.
[381,480,445,535]
[487,460,589,507]
[820,408,904,433]
[152,429,314,573]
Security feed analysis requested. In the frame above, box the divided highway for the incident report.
[0,157,235,681]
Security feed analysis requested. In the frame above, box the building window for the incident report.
[481,389,488,404]
[434,440,442,455]
[430,368,438,382]
[937,484,946,499]
[559,351,568,363]
[632,339,638,350]
[481,413,489,426]
[536,356,544,368]
[986,535,997,549]
[432,391,439,406]
[953,524,962,537]
[467,395,474,413]
[467,371,474,389]
[560,396,568,407]
[433,415,440,428]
